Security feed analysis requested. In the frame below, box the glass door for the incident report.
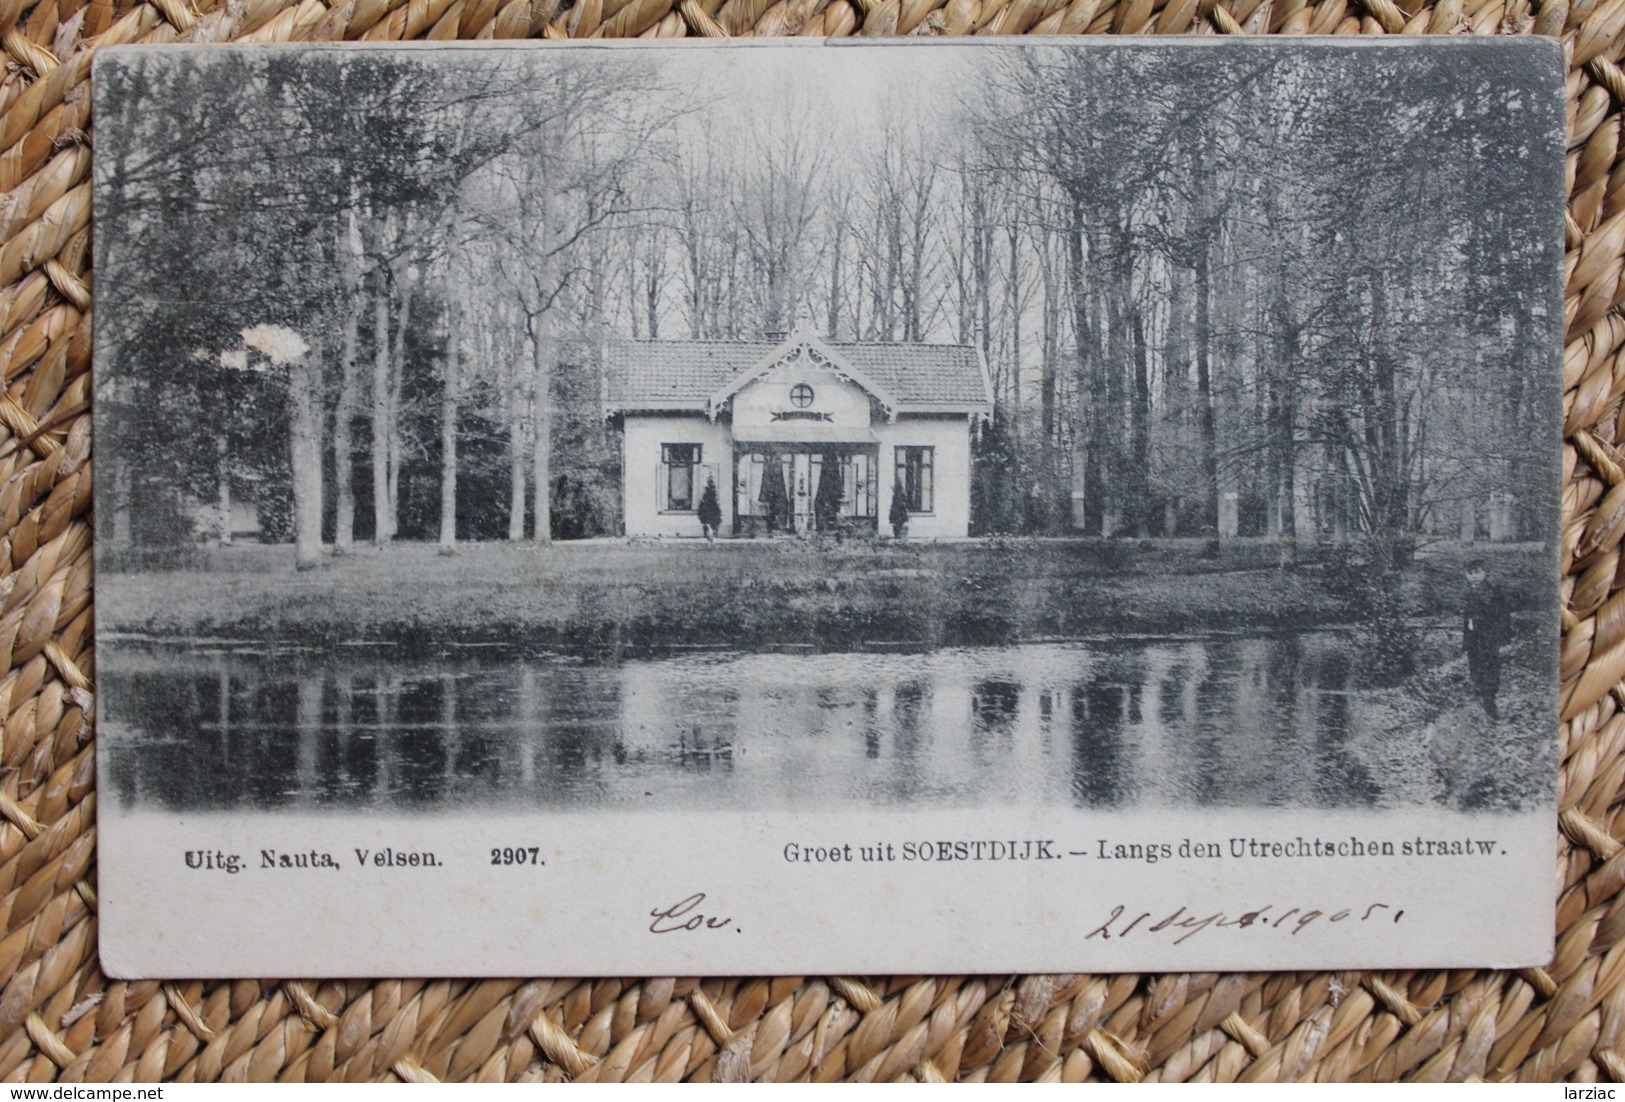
[791,453,813,533]
[842,450,878,521]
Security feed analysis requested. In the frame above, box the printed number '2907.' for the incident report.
[491,848,543,866]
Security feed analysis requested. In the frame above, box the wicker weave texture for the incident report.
[0,0,1613,1083]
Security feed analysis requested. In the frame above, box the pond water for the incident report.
[101,629,1509,812]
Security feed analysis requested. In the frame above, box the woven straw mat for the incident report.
[0,0,1618,1083]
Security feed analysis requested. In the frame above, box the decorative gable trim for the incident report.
[705,326,901,422]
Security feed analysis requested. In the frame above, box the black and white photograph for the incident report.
[92,38,1565,976]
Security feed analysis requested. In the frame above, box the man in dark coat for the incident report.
[1463,563,1512,719]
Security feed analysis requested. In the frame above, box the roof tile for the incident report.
[604,337,990,411]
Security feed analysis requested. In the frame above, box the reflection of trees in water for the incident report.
[106,666,302,809]
[1262,639,1310,806]
[1299,642,1380,806]
[318,673,351,800]
[1156,655,1213,803]
[389,678,446,805]
[1052,635,1385,809]
[973,680,1020,727]
[1070,680,1127,807]
[1191,640,1293,806]
[106,660,633,808]
[514,665,620,800]
[1037,689,1056,763]
[893,681,926,737]
[876,680,931,802]
[971,679,1020,770]
[863,689,880,760]
[105,634,1427,812]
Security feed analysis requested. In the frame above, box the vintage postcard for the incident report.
[93,37,1565,977]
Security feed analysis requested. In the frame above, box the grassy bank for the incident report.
[98,538,1551,655]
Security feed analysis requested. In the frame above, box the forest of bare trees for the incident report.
[95,41,1560,570]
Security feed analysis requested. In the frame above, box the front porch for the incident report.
[733,444,880,537]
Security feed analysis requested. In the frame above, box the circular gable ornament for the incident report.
[790,383,814,408]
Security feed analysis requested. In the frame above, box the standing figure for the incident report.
[1463,563,1512,719]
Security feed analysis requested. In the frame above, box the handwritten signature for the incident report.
[1086,902,1404,945]
[649,892,735,934]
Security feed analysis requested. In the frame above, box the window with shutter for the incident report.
[895,446,934,513]
[661,444,700,512]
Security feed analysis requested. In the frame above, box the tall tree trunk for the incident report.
[877,205,896,341]
[1130,305,1151,538]
[829,218,845,340]
[1272,275,1299,568]
[1007,225,1020,458]
[216,433,232,545]
[1165,262,1190,536]
[1366,272,1408,568]
[387,426,402,540]
[955,156,978,346]
[853,254,867,339]
[371,281,391,549]
[529,175,560,547]
[387,286,411,541]
[1040,239,1060,444]
[904,190,926,342]
[1194,241,1220,558]
[289,351,325,571]
[1065,195,1104,536]
[1039,235,1062,534]
[333,309,358,554]
[641,230,661,340]
[439,328,459,555]
[508,371,528,541]
[531,326,554,546]
[1101,237,1133,538]
[688,230,704,339]
[1007,224,1024,520]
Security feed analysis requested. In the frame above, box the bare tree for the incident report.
[463,57,664,545]
[732,110,828,335]
[438,298,462,555]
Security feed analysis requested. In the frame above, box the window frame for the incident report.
[841,451,879,519]
[661,443,701,513]
[895,445,935,515]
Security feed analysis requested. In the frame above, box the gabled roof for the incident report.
[707,332,900,413]
[603,329,993,415]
